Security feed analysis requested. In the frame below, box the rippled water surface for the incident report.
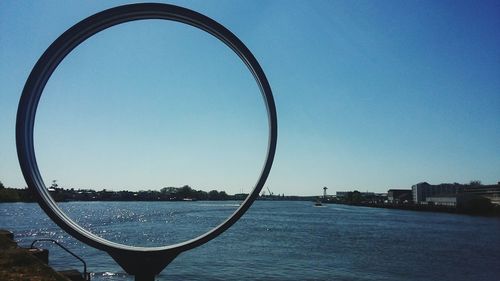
[1,201,500,280]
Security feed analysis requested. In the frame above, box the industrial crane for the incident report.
[267,187,274,198]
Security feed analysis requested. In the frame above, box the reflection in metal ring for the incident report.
[16,3,277,280]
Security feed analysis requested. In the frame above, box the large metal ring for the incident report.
[16,2,277,267]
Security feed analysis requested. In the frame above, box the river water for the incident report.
[1,201,499,280]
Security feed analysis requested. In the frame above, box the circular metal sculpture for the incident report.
[16,3,277,280]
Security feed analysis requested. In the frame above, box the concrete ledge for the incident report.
[0,229,71,281]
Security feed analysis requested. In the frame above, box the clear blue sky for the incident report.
[1,0,499,196]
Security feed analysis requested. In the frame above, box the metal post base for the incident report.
[135,274,155,281]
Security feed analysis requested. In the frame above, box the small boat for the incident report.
[314,199,323,207]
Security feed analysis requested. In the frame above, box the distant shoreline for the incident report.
[0,186,315,203]
[3,196,499,217]
[3,185,499,217]
[323,201,500,217]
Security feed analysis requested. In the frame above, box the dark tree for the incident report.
[218,191,229,200]
[469,180,482,186]
[177,185,193,199]
[208,190,219,200]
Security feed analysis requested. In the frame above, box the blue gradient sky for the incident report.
[1,1,499,196]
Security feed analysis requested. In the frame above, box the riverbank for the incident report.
[0,230,70,281]
[325,201,500,216]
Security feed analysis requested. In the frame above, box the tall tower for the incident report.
[323,186,328,199]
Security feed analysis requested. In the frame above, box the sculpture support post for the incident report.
[135,275,154,281]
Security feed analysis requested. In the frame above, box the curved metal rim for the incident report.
[16,3,277,255]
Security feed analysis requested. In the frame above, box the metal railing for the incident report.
[30,238,89,280]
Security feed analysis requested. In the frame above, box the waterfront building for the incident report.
[464,184,500,205]
[411,182,500,206]
[425,196,458,206]
[387,189,412,204]
[412,182,430,203]
[412,182,465,204]
[336,191,350,198]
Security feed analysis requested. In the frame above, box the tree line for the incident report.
[0,181,247,202]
